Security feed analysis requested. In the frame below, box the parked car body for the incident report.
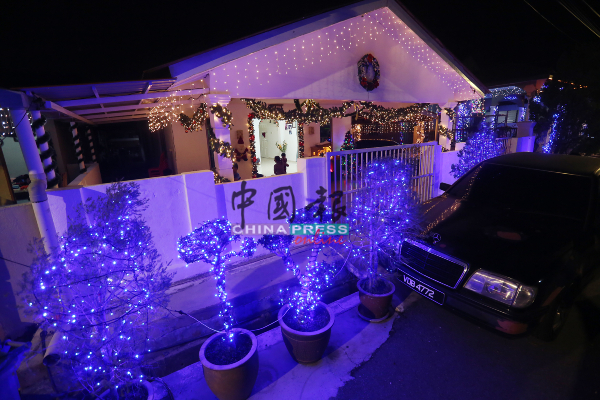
[396,153,600,339]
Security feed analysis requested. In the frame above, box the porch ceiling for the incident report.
[17,79,209,125]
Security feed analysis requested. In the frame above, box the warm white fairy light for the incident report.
[209,7,478,100]
[148,90,204,132]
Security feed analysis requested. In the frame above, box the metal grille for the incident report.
[326,142,437,206]
[400,240,468,288]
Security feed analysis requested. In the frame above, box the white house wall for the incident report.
[171,120,211,174]
[209,8,479,103]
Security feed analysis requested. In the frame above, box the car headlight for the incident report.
[464,270,536,308]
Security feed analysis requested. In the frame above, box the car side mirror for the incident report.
[439,182,451,192]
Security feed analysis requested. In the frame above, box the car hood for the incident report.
[417,196,582,286]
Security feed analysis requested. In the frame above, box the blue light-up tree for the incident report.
[451,121,503,179]
[342,158,420,291]
[260,207,339,325]
[22,182,173,396]
[177,219,257,338]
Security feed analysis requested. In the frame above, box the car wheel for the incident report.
[534,291,572,341]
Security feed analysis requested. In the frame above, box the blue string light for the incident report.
[451,121,503,179]
[542,105,565,154]
[177,219,257,340]
[260,207,338,324]
[23,182,172,396]
[341,158,420,286]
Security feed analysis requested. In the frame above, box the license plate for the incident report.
[399,272,445,305]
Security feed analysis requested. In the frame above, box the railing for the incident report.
[326,142,437,207]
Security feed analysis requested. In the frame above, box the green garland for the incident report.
[206,120,235,160]
[210,104,233,127]
[180,104,208,132]
[247,113,259,177]
[243,99,433,126]
[211,168,231,183]
[178,103,233,131]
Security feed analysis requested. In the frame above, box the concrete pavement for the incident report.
[152,289,415,400]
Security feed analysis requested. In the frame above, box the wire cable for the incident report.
[558,0,600,38]
[522,0,575,40]
[582,0,600,18]
[0,256,31,268]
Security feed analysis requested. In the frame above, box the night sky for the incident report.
[1,0,599,89]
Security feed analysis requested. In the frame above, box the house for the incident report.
[0,0,503,341]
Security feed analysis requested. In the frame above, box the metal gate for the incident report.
[326,142,437,206]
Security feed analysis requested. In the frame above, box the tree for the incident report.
[530,78,600,154]
[260,207,339,325]
[341,158,420,289]
[451,121,502,179]
[177,219,257,338]
[22,182,173,396]
[340,130,354,151]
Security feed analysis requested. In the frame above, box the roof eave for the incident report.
[163,0,486,98]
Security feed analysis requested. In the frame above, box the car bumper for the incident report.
[395,264,546,335]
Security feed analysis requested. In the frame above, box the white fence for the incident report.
[326,142,439,204]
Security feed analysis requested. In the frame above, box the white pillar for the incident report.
[207,94,233,181]
[30,110,57,188]
[9,109,58,252]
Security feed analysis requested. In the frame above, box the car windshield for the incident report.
[447,163,592,221]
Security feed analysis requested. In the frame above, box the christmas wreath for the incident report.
[357,54,380,92]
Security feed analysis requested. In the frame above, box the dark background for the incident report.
[1,0,599,89]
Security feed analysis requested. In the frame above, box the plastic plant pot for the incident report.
[199,328,259,400]
[278,302,335,364]
[357,277,395,320]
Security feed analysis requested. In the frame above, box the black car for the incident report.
[396,152,600,340]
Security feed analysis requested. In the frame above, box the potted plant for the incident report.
[21,182,173,399]
[177,219,258,400]
[259,207,338,364]
[341,157,420,321]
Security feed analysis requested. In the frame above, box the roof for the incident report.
[152,0,487,100]
[12,0,487,124]
[486,153,600,177]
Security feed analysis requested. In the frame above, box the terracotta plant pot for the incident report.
[199,328,259,400]
[357,277,395,320]
[278,302,335,364]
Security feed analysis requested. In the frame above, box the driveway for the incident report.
[334,277,600,400]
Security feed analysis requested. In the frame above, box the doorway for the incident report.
[255,119,298,176]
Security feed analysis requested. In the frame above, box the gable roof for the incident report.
[147,0,486,101]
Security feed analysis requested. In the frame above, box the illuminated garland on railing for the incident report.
[247,113,259,177]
